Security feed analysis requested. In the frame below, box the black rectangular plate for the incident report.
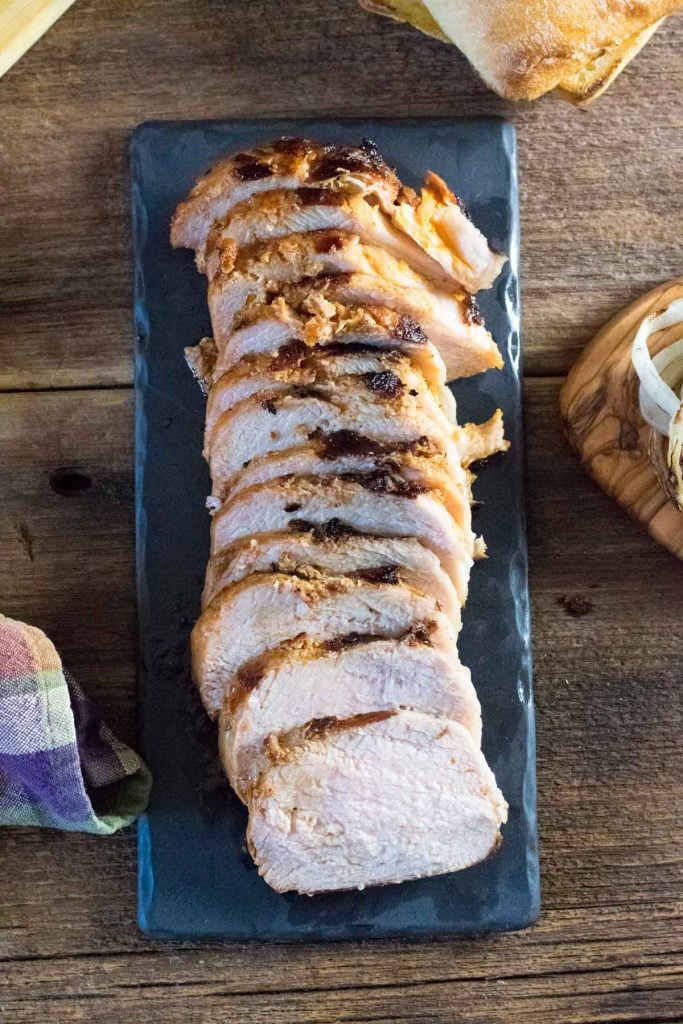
[132,118,539,940]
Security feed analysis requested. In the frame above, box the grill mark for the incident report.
[235,656,270,695]
[348,564,400,585]
[297,187,344,207]
[310,140,392,184]
[465,295,484,326]
[405,620,437,645]
[291,384,328,401]
[364,370,404,400]
[316,431,387,459]
[288,517,360,540]
[320,342,401,359]
[299,709,397,741]
[313,232,347,254]
[232,156,273,181]
[392,314,428,345]
[323,632,384,653]
[268,340,309,370]
[271,137,314,157]
[341,469,428,498]
[315,430,437,461]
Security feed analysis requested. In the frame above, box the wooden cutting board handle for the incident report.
[559,278,683,561]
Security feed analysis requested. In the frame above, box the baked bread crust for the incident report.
[359,0,681,101]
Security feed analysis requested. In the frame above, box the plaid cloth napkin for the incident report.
[0,614,151,834]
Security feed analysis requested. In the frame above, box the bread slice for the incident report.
[555,20,665,104]
[359,0,675,102]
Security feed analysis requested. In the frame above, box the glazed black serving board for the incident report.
[132,118,539,940]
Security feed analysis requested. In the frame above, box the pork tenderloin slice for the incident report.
[209,475,474,601]
[285,273,501,381]
[213,298,450,391]
[207,188,454,290]
[188,335,502,486]
[459,410,509,467]
[171,137,401,256]
[202,530,460,619]
[213,180,504,294]
[206,231,501,378]
[247,709,507,894]
[393,172,506,294]
[203,346,456,456]
[192,573,456,716]
[207,386,465,493]
[221,638,481,800]
[210,434,473,532]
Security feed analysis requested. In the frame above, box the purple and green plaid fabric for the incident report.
[0,614,151,834]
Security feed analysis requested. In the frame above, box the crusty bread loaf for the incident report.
[359,0,680,102]
[554,19,665,104]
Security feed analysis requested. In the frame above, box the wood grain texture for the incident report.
[0,0,682,389]
[1,1,682,1018]
[561,277,683,560]
[0,382,681,1021]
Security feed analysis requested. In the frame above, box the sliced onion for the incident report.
[631,298,683,435]
[669,407,683,508]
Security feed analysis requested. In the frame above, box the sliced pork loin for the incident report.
[172,139,504,294]
[192,573,457,716]
[206,187,475,292]
[214,413,509,506]
[214,176,504,294]
[202,530,461,620]
[392,172,506,294]
[203,345,456,455]
[210,475,474,601]
[193,302,451,396]
[171,138,402,256]
[247,709,507,894]
[221,637,482,800]
[206,231,500,379]
[207,382,466,494]
[285,276,502,381]
[211,434,474,530]
[219,276,499,383]
[458,409,509,467]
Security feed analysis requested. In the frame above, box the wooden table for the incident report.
[1,2,682,1020]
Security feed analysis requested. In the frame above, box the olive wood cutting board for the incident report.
[560,278,683,561]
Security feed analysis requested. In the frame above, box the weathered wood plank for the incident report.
[0,0,681,389]
[2,936,682,1024]
[0,381,680,1023]
[0,388,136,740]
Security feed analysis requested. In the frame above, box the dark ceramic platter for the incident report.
[132,118,539,940]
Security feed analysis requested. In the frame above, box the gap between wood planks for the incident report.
[0,366,566,398]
